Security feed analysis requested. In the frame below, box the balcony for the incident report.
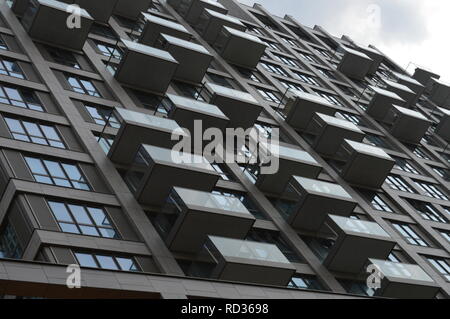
[323,215,396,273]
[392,72,425,96]
[388,106,431,144]
[357,46,383,75]
[383,79,417,107]
[282,176,357,231]
[369,259,440,299]
[413,66,440,88]
[366,86,405,120]
[339,140,395,189]
[214,26,266,69]
[429,78,450,107]
[203,236,296,286]
[11,0,31,15]
[196,9,246,44]
[205,83,261,129]
[161,188,255,253]
[256,145,322,194]
[139,13,191,46]
[337,46,373,80]
[108,108,188,165]
[169,0,228,24]
[126,145,220,206]
[284,91,338,131]
[166,93,229,135]
[155,34,213,83]
[22,0,94,51]
[115,40,178,93]
[436,107,450,142]
[114,0,153,19]
[59,0,118,23]
[311,113,365,156]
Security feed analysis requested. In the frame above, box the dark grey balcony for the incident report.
[205,236,296,286]
[205,83,261,129]
[413,66,440,88]
[284,91,338,131]
[324,215,396,273]
[337,46,373,80]
[196,9,246,43]
[108,108,188,165]
[114,0,153,19]
[59,0,118,23]
[436,107,450,142]
[256,145,322,194]
[214,26,266,69]
[282,176,357,231]
[115,40,178,93]
[358,45,383,75]
[366,86,405,120]
[429,78,450,107]
[166,93,229,135]
[11,0,31,15]
[339,140,394,189]
[139,13,191,46]
[389,106,431,145]
[383,79,417,107]
[162,188,255,253]
[392,72,425,97]
[169,0,228,24]
[22,0,94,51]
[311,113,365,156]
[126,145,220,206]
[369,259,440,299]
[156,34,213,83]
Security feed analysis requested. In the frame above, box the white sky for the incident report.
[238,0,450,81]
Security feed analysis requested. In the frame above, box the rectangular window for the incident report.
[49,201,119,239]
[212,190,266,220]
[0,84,43,112]
[392,223,429,247]
[85,105,121,128]
[432,167,450,182]
[288,276,324,290]
[74,252,140,272]
[393,157,419,174]
[260,62,288,77]
[414,181,449,200]
[25,156,90,190]
[316,67,336,80]
[427,257,450,282]
[336,112,368,128]
[386,175,415,193]
[47,47,80,69]
[95,41,122,59]
[273,54,298,68]
[440,231,450,243]
[297,52,316,63]
[279,80,305,92]
[0,36,8,50]
[407,200,447,223]
[314,90,343,106]
[367,193,393,213]
[0,222,22,259]
[90,24,117,40]
[256,88,281,103]
[0,58,24,79]
[66,75,101,97]
[292,71,320,86]
[4,117,65,149]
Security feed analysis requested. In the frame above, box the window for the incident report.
[385,175,415,193]
[280,37,298,47]
[0,222,22,259]
[0,84,43,111]
[0,37,8,50]
[25,156,90,190]
[279,80,305,92]
[94,133,114,154]
[175,82,205,101]
[340,280,375,297]
[95,41,122,59]
[74,252,139,272]
[49,201,118,238]
[392,223,429,247]
[316,67,336,80]
[336,112,368,128]
[212,190,266,220]
[314,90,342,106]
[0,58,24,79]
[207,73,235,89]
[256,88,281,103]
[260,39,282,51]
[66,75,101,97]
[432,167,450,182]
[211,163,233,181]
[292,71,320,86]
[297,51,316,63]
[133,90,173,113]
[260,62,289,77]
[440,230,450,243]
[85,105,120,128]
[237,67,261,83]
[288,276,324,290]
[4,117,65,148]
[247,229,301,263]
[273,54,298,67]
[411,146,432,160]
[393,157,419,174]
[427,257,450,282]
[47,47,80,69]
[414,181,448,200]
[408,200,447,223]
[364,192,393,213]
[90,24,117,40]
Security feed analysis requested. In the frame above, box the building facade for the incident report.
[0,0,449,299]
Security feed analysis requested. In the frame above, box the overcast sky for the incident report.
[239,0,450,81]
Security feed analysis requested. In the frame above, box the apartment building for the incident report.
[0,0,449,299]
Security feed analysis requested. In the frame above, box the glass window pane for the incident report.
[96,255,118,270]
[68,205,92,224]
[75,253,97,268]
[48,201,72,222]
